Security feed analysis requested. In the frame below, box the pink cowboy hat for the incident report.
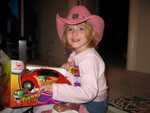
[56,5,104,44]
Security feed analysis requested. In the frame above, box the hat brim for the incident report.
[56,14,104,44]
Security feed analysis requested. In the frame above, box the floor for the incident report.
[102,53,150,113]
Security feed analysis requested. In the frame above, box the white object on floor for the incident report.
[0,107,31,113]
[52,109,78,113]
[108,105,128,113]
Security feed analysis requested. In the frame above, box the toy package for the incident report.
[0,60,80,108]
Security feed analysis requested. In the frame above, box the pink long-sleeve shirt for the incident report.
[52,48,108,103]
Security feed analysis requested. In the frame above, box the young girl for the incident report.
[38,5,108,113]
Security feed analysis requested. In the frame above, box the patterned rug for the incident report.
[108,95,150,113]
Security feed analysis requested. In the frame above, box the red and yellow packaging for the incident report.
[0,60,80,108]
[0,60,26,107]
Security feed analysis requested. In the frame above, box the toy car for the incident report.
[21,68,71,91]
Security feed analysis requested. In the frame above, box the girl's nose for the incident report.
[73,29,78,36]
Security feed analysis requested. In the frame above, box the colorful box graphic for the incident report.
[0,60,80,108]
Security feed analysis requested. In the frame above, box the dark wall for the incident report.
[98,0,129,55]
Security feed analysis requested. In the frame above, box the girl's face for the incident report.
[66,23,89,54]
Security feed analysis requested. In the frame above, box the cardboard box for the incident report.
[0,60,80,108]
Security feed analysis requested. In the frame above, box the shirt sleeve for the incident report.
[52,54,105,103]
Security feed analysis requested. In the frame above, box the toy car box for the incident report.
[0,60,80,107]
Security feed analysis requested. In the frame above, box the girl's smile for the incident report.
[71,38,80,43]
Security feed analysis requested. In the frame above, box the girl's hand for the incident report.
[61,61,75,71]
[38,84,53,93]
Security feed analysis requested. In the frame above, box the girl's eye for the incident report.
[67,28,73,31]
[79,27,84,31]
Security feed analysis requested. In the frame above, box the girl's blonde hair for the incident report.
[62,22,99,53]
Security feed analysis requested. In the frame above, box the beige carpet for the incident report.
[105,66,150,101]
